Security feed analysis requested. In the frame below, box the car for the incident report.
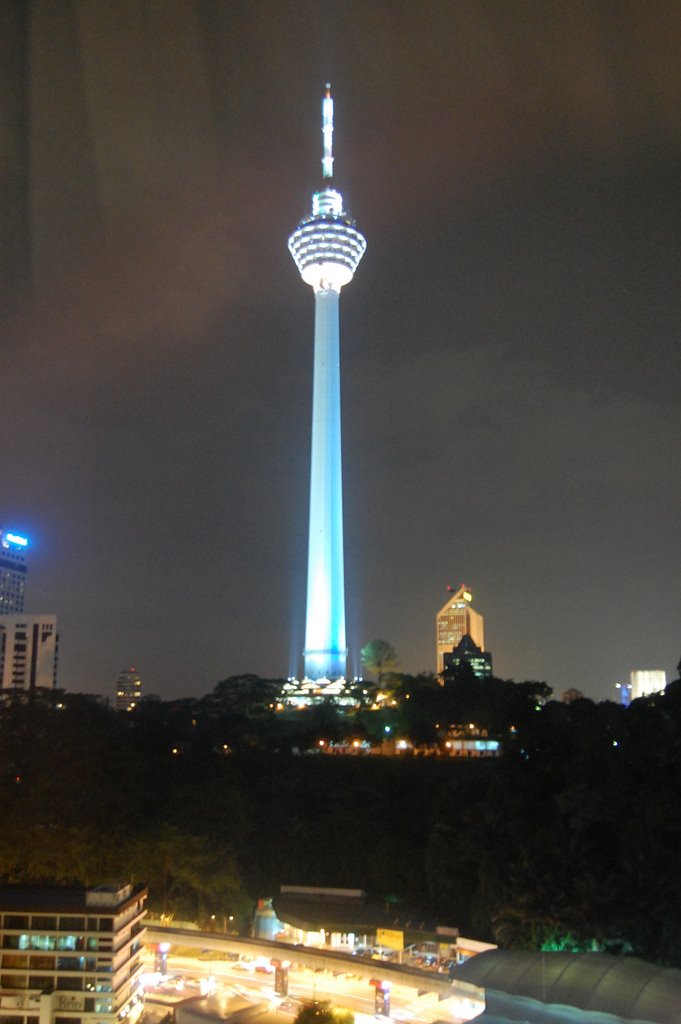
[254,957,274,973]
[277,999,302,1015]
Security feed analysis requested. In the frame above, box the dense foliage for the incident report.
[294,1002,353,1024]
[1,667,681,966]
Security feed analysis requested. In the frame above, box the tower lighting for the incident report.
[288,85,366,682]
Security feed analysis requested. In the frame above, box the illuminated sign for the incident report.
[463,590,472,601]
[376,928,404,951]
[3,533,28,548]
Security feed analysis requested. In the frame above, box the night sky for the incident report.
[1,1,679,701]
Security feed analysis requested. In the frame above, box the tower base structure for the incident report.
[303,647,347,682]
[280,674,358,708]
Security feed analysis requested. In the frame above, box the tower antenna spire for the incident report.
[322,82,334,179]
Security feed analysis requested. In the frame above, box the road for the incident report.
[140,952,476,1024]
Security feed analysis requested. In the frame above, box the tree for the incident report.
[206,675,283,717]
[360,640,399,687]
[295,1003,353,1024]
[127,823,250,922]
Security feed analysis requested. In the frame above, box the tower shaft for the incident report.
[304,288,346,680]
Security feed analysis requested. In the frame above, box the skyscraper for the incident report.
[116,666,143,711]
[1,530,60,690]
[443,633,493,681]
[436,584,485,677]
[289,86,366,681]
[0,529,28,614]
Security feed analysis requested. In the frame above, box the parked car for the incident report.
[278,999,302,1015]
[254,957,274,973]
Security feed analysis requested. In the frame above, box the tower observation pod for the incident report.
[289,85,366,681]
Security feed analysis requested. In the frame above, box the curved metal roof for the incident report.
[451,950,681,1024]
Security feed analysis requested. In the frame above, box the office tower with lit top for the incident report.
[436,584,485,677]
[0,530,60,690]
[0,530,29,614]
[289,86,366,681]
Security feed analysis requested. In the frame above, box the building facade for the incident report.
[0,532,28,615]
[115,669,142,712]
[0,616,58,691]
[630,670,667,700]
[288,86,366,682]
[436,585,485,677]
[442,633,492,681]
[0,883,146,1024]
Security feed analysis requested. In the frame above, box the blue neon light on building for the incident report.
[0,529,29,615]
[289,86,366,680]
[3,532,28,548]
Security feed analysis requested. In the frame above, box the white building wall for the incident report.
[0,615,58,690]
[630,669,667,699]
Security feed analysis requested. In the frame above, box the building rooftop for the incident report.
[273,890,438,934]
[0,883,146,913]
[452,950,681,1024]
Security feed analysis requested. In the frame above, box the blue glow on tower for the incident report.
[289,85,366,681]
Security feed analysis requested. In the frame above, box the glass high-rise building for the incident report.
[0,532,59,691]
[0,530,28,614]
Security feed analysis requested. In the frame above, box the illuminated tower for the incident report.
[289,86,366,681]
[436,584,485,677]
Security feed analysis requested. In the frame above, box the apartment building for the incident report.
[0,884,146,1024]
[0,617,58,691]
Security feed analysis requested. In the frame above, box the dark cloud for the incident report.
[1,0,679,700]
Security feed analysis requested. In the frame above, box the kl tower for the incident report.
[289,85,366,683]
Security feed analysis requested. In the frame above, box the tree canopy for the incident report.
[2,664,681,967]
[295,1002,353,1024]
[360,640,399,685]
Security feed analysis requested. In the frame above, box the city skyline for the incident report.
[1,2,679,701]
